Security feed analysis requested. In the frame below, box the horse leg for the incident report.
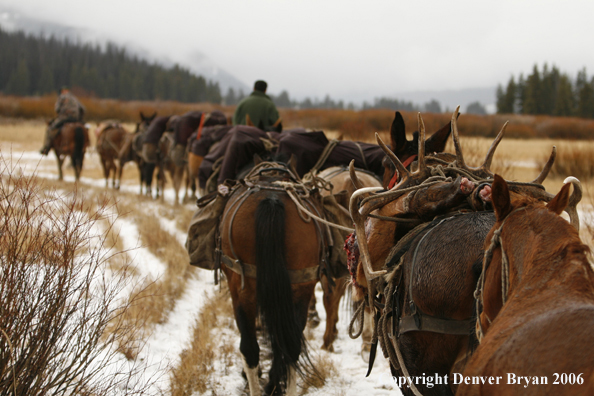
[115,159,124,190]
[55,152,64,181]
[173,165,183,205]
[109,158,116,188]
[100,156,109,187]
[307,292,321,329]
[236,305,260,396]
[321,276,347,352]
[361,305,374,362]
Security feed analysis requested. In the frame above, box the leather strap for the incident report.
[399,313,473,335]
[220,253,319,284]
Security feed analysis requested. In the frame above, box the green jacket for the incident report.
[232,91,280,130]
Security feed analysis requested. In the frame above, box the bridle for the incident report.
[474,206,527,343]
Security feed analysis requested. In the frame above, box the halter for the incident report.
[474,206,527,343]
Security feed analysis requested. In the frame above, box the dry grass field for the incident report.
[1,112,592,395]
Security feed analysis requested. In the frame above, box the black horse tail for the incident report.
[255,194,305,390]
[72,126,85,170]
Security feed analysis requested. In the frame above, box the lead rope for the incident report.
[275,181,356,233]
[474,207,524,343]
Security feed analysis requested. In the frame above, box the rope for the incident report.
[309,139,340,175]
[348,299,366,339]
[278,183,355,232]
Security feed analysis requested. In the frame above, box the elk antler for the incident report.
[376,132,410,181]
[451,106,467,169]
[532,146,556,184]
[451,106,508,178]
[417,113,426,172]
[349,187,387,281]
[481,121,508,171]
[563,176,582,232]
[349,160,364,190]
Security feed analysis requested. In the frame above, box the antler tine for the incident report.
[482,121,508,172]
[349,188,388,281]
[349,160,364,190]
[417,112,426,172]
[563,176,582,232]
[376,132,410,182]
[532,146,556,184]
[451,106,467,169]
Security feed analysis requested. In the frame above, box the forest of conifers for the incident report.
[0,28,223,103]
[496,64,594,119]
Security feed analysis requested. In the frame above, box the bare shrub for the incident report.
[0,157,153,395]
[299,353,337,395]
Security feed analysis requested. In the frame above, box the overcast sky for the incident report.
[3,0,594,103]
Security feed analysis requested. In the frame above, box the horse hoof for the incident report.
[321,343,334,353]
[361,342,372,363]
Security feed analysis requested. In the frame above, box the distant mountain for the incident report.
[182,51,250,96]
[0,7,250,96]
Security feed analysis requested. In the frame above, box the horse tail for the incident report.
[72,126,85,169]
[255,194,306,388]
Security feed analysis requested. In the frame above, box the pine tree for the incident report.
[522,65,542,115]
[5,58,30,96]
[575,68,594,119]
[553,74,574,117]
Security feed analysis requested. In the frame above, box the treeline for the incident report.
[496,64,594,118]
[0,28,222,103]
[224,86,487,114]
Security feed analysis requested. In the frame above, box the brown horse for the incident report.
[456,175,594,396]
[220,161,321,396]
[50,122,89,181]
[315,165,382,356]
[346,109,576,395]
[95,121,130,189]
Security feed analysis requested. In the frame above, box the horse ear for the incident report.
[390,111,407,153]
[425,119,453,154]
[491,174,512,222]
[140,111,146,120]
[253,153,263,165]
[546,182,571,215]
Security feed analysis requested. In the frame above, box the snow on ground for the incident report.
[5,148,404,395]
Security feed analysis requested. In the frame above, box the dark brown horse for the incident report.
[457,175,594,396]
[50,122,89,181]
[116,112,155,194]
[220,161,321,395]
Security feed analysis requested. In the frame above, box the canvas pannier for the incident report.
[185,184,232,269]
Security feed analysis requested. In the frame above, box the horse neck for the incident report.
[498,206,593,302]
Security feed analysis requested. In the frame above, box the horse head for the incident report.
[381,111,452,189]
[478,174,582,334]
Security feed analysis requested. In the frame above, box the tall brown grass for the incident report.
[4,94,594,141]
[539,142,594,181]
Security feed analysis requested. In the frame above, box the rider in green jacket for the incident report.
[232,80,282,132]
